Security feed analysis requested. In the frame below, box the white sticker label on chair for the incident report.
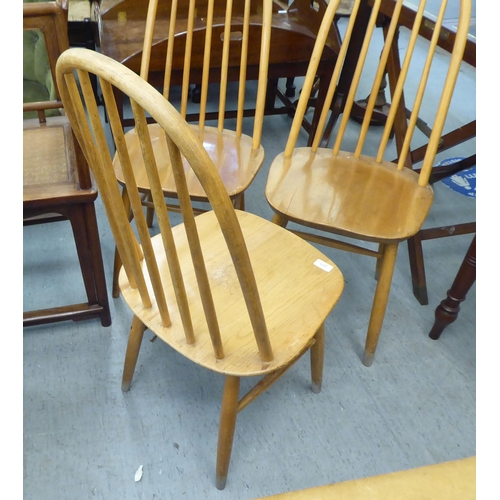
[314,259,333,272]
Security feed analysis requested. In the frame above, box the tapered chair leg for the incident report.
[216,375,240,490]
[233,193,245,211]
[310,323,325,393]
[407,232,429,305]
[271,213,288,228]
[121,315,147,392]
[363,243,398,367]
[374,243,386,281]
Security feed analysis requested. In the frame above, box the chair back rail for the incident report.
[57,49,274,362]
[285,0,471,187]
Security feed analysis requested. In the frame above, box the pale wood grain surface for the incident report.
[256,456,476,499]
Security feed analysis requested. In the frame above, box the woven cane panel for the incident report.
[23,126,71,186]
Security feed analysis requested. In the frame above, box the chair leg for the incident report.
[374,243,386,281]
[216,375,240,490]
[232,193,245,211]
[68,205,99,304]
[113,187,133,298]
[83,203,112,326]
[363,243,398,367]
[68,203,111,327]
[271,213,288,228]
[407,232,429,305]
[121,315,147,392]
[310,322,325,394]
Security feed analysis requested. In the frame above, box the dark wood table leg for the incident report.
[429,235,476,340]
[285,77,296,97]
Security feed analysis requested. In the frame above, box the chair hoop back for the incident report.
[285,0,472,186]
[56,48,273,362]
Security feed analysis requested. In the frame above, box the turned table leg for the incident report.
[429,236,476,340]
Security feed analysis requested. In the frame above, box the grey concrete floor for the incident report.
[22,15,477,500]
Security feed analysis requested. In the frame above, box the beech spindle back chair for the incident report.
[56,47,344,489]
[265,0,471,366]
[110,0,274,297]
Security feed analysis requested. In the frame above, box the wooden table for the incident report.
[93,0,342,141]
[256,456,476,499]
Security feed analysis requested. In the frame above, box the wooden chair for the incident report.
[56,47,344,489]
[23,0,111,327]
[257,456,476,499]
[109,0,276,298]
[265,0,472,366]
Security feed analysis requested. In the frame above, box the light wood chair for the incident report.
[109,0,274,298]
[265,0,472,366]
[23,0,111,327]
[56,47,344,489]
